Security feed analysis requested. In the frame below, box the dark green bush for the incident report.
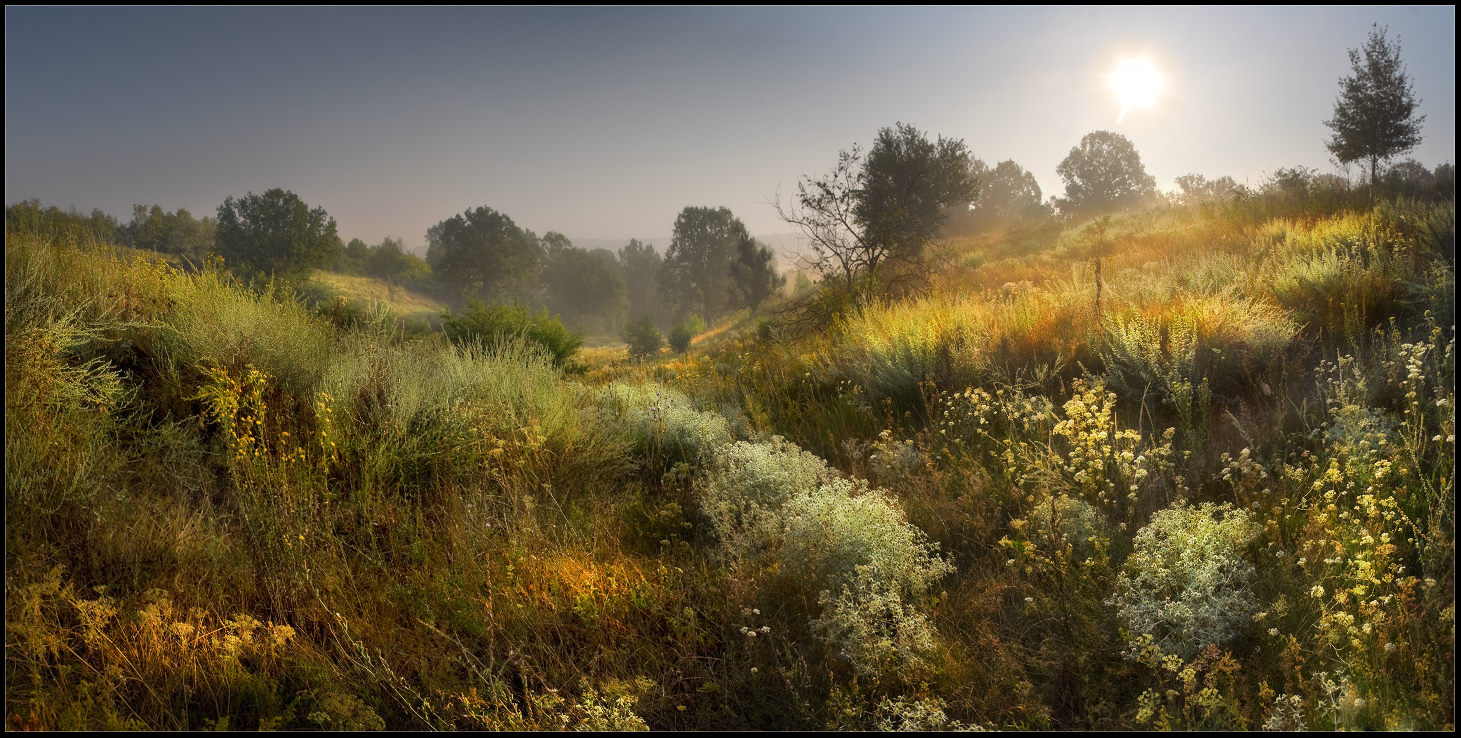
[622,316,664,359]
[441,301,582,368]
[668,323,694,353]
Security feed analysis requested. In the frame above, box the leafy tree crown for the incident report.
[215,188,341,279]
[1055,131,1157,216]
[1324,24,1425,184]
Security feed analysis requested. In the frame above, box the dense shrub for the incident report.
[441,301,582,368]
[668,323,695,353]
[622,315,665,360]
[598,382,732,466]
[1111,502,1259,659]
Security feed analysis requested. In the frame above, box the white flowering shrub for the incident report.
[871,695,981,731]
[814,569,941,679]
[700,436,835,549]
[775,480,953,604]
[695,432,952,682]
[597,382,731,464]
[1112,502,1259,659]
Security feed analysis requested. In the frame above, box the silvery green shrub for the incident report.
[775,480,952,600]
[1111,502,1259,659]
[597,382,731,464]
[814,568,941,679]
[696,435,952,681]
[871,695,979,731]
[700,437,834,548]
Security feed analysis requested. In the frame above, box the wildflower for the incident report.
[1311,585,1326,599]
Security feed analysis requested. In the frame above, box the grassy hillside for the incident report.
[306,270,448,331]
[5,195,1455,730]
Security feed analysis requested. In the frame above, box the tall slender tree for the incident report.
[1325,24,1426,188]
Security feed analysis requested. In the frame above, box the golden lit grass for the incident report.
[7,194,1453,730]
[309,270,445,325]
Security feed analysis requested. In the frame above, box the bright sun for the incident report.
[1110,57,1164,123]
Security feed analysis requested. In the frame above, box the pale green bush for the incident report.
[700,436,834,545]
[1111,502,1259,658]
[696,433,951,682]
[872,695,980,731]
[776,480,952,603]
[598,382,732,464]
[814,569,941,679]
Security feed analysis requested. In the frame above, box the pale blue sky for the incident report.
[5,6,1454,252]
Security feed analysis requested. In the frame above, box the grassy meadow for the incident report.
[5,192,1455,730]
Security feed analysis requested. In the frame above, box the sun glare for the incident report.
[1110,57,1164,123]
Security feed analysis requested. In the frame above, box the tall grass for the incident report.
[6,191,1454,730]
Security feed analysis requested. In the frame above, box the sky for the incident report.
[5,6,1455,254]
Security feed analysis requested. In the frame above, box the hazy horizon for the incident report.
[6,6,1455,252]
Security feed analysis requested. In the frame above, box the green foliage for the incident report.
[957,159,1048,232]
[542,242,629,334]
[668,313,705,354]
[365,237,429,286]
[778,123,979,313]
[617,239,664,329]
[120,204,216,261]
[1100,295,1294,438]
[1325,24,1426,185]
[668,323,694,353]
[5,171,1456,731]
[5,198,120,244]
[659,206,753,321]
[857,121,982,263]
[215,188,342,279]
[1055,131,1157,217]
[1112,502,1259,659]
[425,206,541,302]
[621,315,665,360]
[440,301,582,368]
[732,235,784,311]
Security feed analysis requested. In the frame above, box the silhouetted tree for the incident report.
[618,238,664,327]
[731,234,784,312]
[1055,131,1157,217]
[858,122,982,266]
[215,188,341,279]
[777,122,979,311]
[970,160,1047,228]
[1325,24,1425,188]
[659,206,751,322]
[1173,174,1239,206]
[425,206,541,304]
